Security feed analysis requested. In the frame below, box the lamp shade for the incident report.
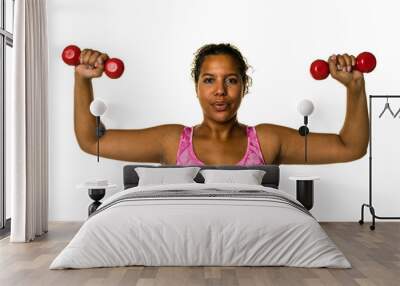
[297,99,314,116]
[90,99,107,116]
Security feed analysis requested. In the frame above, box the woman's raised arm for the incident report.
[257,53,369,165]
[73,49,183,163]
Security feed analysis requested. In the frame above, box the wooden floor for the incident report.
[0,222,399,286]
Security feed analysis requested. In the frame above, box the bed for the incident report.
[50,164,351,269]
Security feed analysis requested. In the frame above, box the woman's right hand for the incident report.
[75,49,109,79]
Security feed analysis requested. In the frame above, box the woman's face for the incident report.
[196,54,244,123]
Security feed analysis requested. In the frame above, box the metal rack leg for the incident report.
[370,206,376,231]
[359,204,366,225]
[359,203,377,230]
[359,202,400,230]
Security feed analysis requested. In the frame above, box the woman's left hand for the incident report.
[328,53,365,92]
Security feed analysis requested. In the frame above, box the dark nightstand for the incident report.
[289,176,320,210]
[77,183,116,216]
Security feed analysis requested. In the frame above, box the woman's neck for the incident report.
[196,117,244,141]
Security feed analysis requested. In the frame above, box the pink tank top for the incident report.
[176,126,266,166]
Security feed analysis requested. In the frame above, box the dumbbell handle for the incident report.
[61,45,124,79]
[310,51,376,80]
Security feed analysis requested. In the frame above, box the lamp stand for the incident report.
[96,116,100,162]
[298,116,309,162]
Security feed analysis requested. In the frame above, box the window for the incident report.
[0,0,14,237]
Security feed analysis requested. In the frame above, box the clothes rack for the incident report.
[359,95,400,230]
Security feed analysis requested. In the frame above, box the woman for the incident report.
[74,43,369,165]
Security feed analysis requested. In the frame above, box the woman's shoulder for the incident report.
[158,124,187,164]
[254,123,282,164]
[254,123,280,135]
[158,124,187,139]
[254,123,283,144]
[159,123,187,131]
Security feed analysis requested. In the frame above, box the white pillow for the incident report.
[200,169,266,185]
[135,167,201,186]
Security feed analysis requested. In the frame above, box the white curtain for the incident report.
[9,0,48,242]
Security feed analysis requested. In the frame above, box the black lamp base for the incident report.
[298,126,309,136]
[88,188,106,216]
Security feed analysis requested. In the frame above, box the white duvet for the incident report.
[50,183,351,269]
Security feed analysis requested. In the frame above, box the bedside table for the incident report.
[288,176,320,210]
[77,183,117,216]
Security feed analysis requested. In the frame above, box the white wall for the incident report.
[47,0,400,222]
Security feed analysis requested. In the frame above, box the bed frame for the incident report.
[123,164,280,189]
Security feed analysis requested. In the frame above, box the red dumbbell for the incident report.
[61,45,125,79]
[310,52,376,80]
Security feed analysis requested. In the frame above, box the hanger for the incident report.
[394,105,400,118]
[378,97,395,118]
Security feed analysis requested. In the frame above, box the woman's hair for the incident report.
[191,43,253,95]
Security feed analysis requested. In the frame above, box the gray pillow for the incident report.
[200,169,266,185]
[135,167,201,186]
